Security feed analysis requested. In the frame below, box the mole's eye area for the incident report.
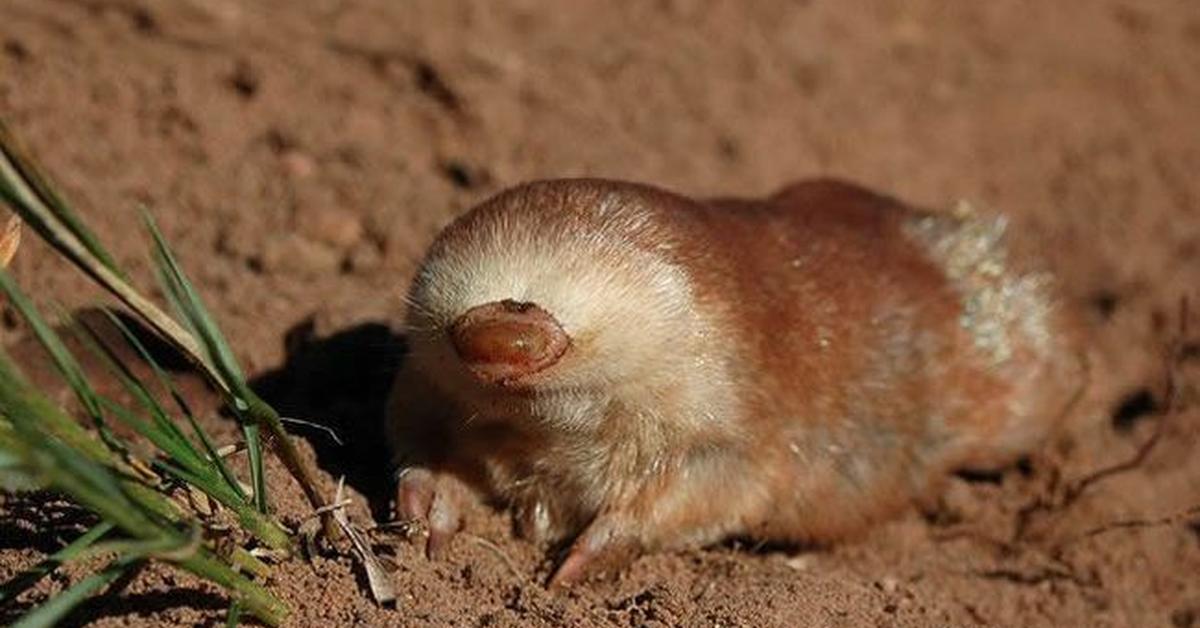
[449,299,570,386]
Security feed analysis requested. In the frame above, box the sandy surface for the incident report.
[2,0,1200,626]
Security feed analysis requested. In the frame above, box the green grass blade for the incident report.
[93,398,207,478]
[113,438,290,552]
[0,121,123,276]
[226,599,243,628]
[94,308,248,502]
[143,214,273,511]
[0,348,291,620]
[0,372,169,540]
[178,550,287,626]
[0,126,210,382]
[71,535,194,565]
[9,556,141,628]
[1,374,177,530]
[0,272,104,427]
[0,299,290,550]
[42,439,158,536]
[70,321,209,471]
[0,118,332,530]
[0,521,115,605]
[2,388,288,623]
[0,426,43,491]
[0,351,119,469]
[244,392,336,537]
[143,210,244,393]
[242,422,267,512]
[75,312,199,448]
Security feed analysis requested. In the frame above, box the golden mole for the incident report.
[386,178,1084,585]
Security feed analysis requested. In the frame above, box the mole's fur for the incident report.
[386,178,1085,585]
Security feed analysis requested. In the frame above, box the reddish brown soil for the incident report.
[3,0,1200,626]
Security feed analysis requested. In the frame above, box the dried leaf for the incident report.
[331,478,396,605]
[187,484,216,517]
[0,214,19,268]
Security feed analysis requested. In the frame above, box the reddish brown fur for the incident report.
[387,178,1085,584]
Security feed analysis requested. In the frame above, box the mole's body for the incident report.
[386,178,1084,584]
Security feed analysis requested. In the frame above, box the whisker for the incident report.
[399,293,436,316]
[401,322,441,334]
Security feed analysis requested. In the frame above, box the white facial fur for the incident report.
[401,184,737,437]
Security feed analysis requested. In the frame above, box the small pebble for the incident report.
[281,150,316,179]
[347,241,383,273]
[298,207,364,250]
[261,233,341,277]
[878,576,899,594]
[785,555,814,571]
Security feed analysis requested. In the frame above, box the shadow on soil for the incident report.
[250,318,408,521]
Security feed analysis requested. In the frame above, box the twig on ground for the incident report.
[329,477,396,606]
[308,498,354,518]
[280,416,344,446]
[1061,504,1200,546]
[1012,298,1191,542]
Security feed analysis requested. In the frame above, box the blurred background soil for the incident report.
[2,0,1200,626]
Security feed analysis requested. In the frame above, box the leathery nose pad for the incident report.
[449,299,570,386]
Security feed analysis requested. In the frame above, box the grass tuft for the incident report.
[0,119,357,624]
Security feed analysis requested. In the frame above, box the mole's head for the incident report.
[400,180,708,423]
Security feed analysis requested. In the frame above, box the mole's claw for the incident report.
[548,516,640,588]
[395,468,468,558]
[396,467,436,522]
[426,486,464,559]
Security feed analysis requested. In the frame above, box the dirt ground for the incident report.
[2,0,1200,626]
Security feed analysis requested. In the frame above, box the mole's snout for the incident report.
[450,300,570,386]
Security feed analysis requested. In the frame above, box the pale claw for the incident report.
[396,468,435,522]
[515,499,553,544]
[395,467,464,558]
[426,486,463,558]
[548,515,640,588]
